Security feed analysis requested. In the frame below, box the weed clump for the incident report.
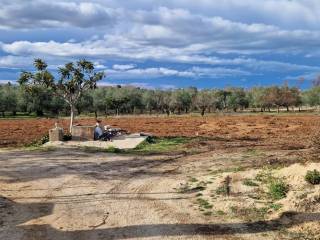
[243,178,259,187]
[27,134,49,147]
[268,180,289,200]
[215,176,231,196]
[230,205,269,221]
[305,170,320,185]
[196,198,213,209]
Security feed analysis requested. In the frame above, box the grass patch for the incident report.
[129,137,192,154]
[242,178,259,187]
[26,146,56,152]
[81,136,192,155]
[203,211,212,216]
[105,146,124,153]
[215,185,229,195]
[196,198,213,209]
[255,169,274,183]
[230,205,269,221]
[305,170,320,185]
[268,179,289,200]
[216,210,226,216]
[269,203,283,211]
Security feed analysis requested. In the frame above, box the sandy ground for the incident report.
[0,146,319,240]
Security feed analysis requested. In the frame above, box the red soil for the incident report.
[0,114,319,148]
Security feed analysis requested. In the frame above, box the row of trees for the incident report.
[1,82,319,117]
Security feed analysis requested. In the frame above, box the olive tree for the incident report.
[18,59,104,132]
[195,89,212,116]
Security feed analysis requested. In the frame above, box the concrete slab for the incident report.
[44,134,147,150]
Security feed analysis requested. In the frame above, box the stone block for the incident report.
[49,128,64,142]
[71,126,95,141]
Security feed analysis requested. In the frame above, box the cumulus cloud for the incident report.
[1,0,320,87]
[0,0,117,29]
[0,55,33,68]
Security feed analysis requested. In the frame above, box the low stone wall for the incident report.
[71,126,95,141]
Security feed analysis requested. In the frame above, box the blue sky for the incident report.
[0,0,320,89]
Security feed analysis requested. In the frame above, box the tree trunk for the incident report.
[201,108,205,116]
[70,105,75,133]
[94,111,98,119]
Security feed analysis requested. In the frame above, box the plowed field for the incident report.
[0,114,319,148]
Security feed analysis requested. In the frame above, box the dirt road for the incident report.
[1,148,318,240]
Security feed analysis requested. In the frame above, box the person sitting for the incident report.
[94,120,103,140]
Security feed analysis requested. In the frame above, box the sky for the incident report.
[0,0,320,89]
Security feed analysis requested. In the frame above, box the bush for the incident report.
[27,134,49,147]
[305,170,320,185]
[39,134,49,145]
[268,180,289,200]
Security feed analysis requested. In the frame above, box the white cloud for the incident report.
[112,64,136,70]
[0,55,33,68]
[1,0,320,86]
[105,66,251,79]
[0,0,117,29]
[0,79,15,84]
[97,81,175,89]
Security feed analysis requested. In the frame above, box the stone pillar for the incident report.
[49,123,64,142]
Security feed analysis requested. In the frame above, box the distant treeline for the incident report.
[1,83,320,117]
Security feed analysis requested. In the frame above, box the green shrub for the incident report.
[27,134,49,147]
[305,170,320,185]
[268,180,289,200]
[40,135,49,144]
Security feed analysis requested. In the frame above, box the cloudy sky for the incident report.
[0,0,320,89]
